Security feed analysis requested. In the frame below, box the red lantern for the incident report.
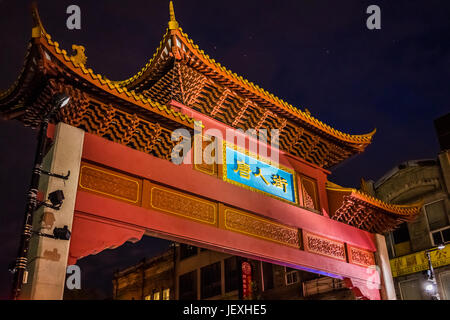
[241,262,252,299]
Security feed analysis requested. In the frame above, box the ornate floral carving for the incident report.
[224,208,299,248]
[348,245,375,267]
[303,231,346,261]
[303,191,314,209]
[150,186,216,225]
[300,176,319,210]
[79,164,140,204]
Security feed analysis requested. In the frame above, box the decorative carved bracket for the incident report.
[344,278,380,300]
[232,99,252,127]
[210,88,231,117]
[68,212,145,265]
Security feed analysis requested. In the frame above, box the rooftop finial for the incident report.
[31,2,46,38]
[168,1,179,30]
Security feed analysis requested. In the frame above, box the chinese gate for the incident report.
[0,3,422,300]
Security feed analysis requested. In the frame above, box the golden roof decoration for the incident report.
[70,44,87,66]
[31,2,46,38]
[168,1,179,30]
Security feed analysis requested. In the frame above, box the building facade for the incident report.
[365,113,450,299]
[113,249,175,300]
[113,243,354,300]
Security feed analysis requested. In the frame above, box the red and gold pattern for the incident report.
[299,175,319,211]
[326,181,422,233]
[221,205,300,248]
[78,162,142,205]
[193,134,217,176]
[303,231,346,261]
[148,184,217,226]
[347,245,376,267]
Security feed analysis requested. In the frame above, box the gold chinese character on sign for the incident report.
[271,174,288,192]
[253,167,269,185]
[405,255,417,267]
[435,249,447,261]
[234,160,251,179]
[392,258,402,270]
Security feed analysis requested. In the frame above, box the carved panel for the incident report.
[150,185,217,225]
[299,175,320,211]
[78,163,142,204]
[61,98,170,160]
[193,135,217,176]
[222,206,300,248]
[348,245,376,267]
[303,231,346,261]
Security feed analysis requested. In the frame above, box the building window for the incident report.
[153,291,160,300]
[144,295,151,300]
[225,257,239,293]
[439,271,450,300]
[201,262,222,299]
[431,226,450,246]
[162,288,170,300]
[285,267,299,285]
[393,223,410,243]
[262,262,274,291]
[180,244,198,260]
[398,279,429,300]
[299,175,320,212]
[425,200,448,231]
[392,222,411,256]
[179,271,197,300]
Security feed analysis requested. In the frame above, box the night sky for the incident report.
[0,0,449,299]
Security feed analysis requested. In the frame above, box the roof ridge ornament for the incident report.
[168,1,179,30]
[31,2,46,38]
[70,44,87,66]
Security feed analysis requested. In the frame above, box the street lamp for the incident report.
[424,244,446,300]
[10,93,71,300]
[425,282,434,293]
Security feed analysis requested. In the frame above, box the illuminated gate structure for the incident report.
[0,3,422,300]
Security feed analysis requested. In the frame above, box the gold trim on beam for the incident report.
[220,205,300,248]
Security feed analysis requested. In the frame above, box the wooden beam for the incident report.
[232,99,252,127]
[210,88,231,117]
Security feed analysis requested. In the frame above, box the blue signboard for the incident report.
[224,146,297,204]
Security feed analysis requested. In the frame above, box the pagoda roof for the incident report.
[0,2,375,168]
[326,181,422,233]
[112,5,376,147]
[0,5,197,130]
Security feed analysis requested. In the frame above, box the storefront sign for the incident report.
[390,245,450,277]
[224,146,297,204]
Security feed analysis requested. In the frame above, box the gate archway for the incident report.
[0,4,422,300]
